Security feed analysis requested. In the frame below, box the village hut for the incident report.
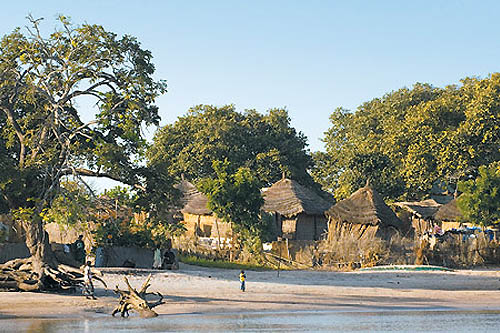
[433,198,465,231]
[175,180,232,241]
[175,180,210,216]
[393,199,442,236]
[262,178,333,240]
[326,184,404,241]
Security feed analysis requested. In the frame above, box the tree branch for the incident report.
[0,105,26,168]
[61,168,146,191]
[62,80,110,103]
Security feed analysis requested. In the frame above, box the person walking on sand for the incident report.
[239,270,246,292]
[83,260,96,300]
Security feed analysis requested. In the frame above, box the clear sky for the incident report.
[2,1,500,189]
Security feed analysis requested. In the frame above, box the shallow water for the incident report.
[2,310,500,332]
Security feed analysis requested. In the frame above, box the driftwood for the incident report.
[112,274,164,318]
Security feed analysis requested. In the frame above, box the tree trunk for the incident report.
[0,213,84,292]
[23,214,57,267]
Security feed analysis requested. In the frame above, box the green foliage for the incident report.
[41,181,91,226]
[148,105,314,188]
[10,207,36,225]
[91,188,151,248]
[92,186,185,249]
[133,162,182,231]
[198,159,266,237]
[149,221,186,247]
[93,217,153,249]
[318,75,500,201]
[101,186,136,206]
[457,163,500,227]
[93,213,185,249]
[336,152,404,201]
[0,16,169,232]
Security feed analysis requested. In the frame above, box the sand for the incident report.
[1,264,500,319]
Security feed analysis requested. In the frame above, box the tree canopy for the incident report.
[40,180,92,227]
[198,159,265,236]
[317,75,500,201]
[457,163,500,228]
[0,15,168,216]
[148,104,315,188]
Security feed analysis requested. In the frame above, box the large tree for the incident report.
[318,75,500,201]
[0,16,167,291]
[148,104,316,188]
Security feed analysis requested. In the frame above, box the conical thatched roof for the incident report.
[262,178,332,217]
[326,186,402,227]
[175,180,211,215]
[175,180,198,206]
[393,199,442,219]
[434,198,463,222]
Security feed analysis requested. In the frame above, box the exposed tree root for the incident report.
[112,274,164,318]
[0,257,106,292]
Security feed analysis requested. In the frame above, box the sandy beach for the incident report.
[1,264,500,320]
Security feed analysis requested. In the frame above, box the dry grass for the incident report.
[385,233,416,265]
[318,233,389,270]
[173,230,500,271]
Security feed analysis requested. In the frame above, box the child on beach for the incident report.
[83,260,96,300]
[239,270,246,292]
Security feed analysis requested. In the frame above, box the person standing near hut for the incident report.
[152,248,162,269]
[239,270,246,292]
[74,235,86,265]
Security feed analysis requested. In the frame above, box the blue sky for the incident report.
[2,1,499,180]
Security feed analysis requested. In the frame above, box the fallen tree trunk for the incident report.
[0,257,106,292]
[112,274,164,318]
[0,216,101,292]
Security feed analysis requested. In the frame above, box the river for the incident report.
[2,309,500,332]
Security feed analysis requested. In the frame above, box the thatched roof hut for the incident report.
[393,199,441,220]
[326,185,403,240]
[174,180,232,239]
[262,178,333,240]
[262,178,332,216]
[392,199,444,236]
[327,186,401,227]
[434,198,463,222]
[175,180,211,216]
